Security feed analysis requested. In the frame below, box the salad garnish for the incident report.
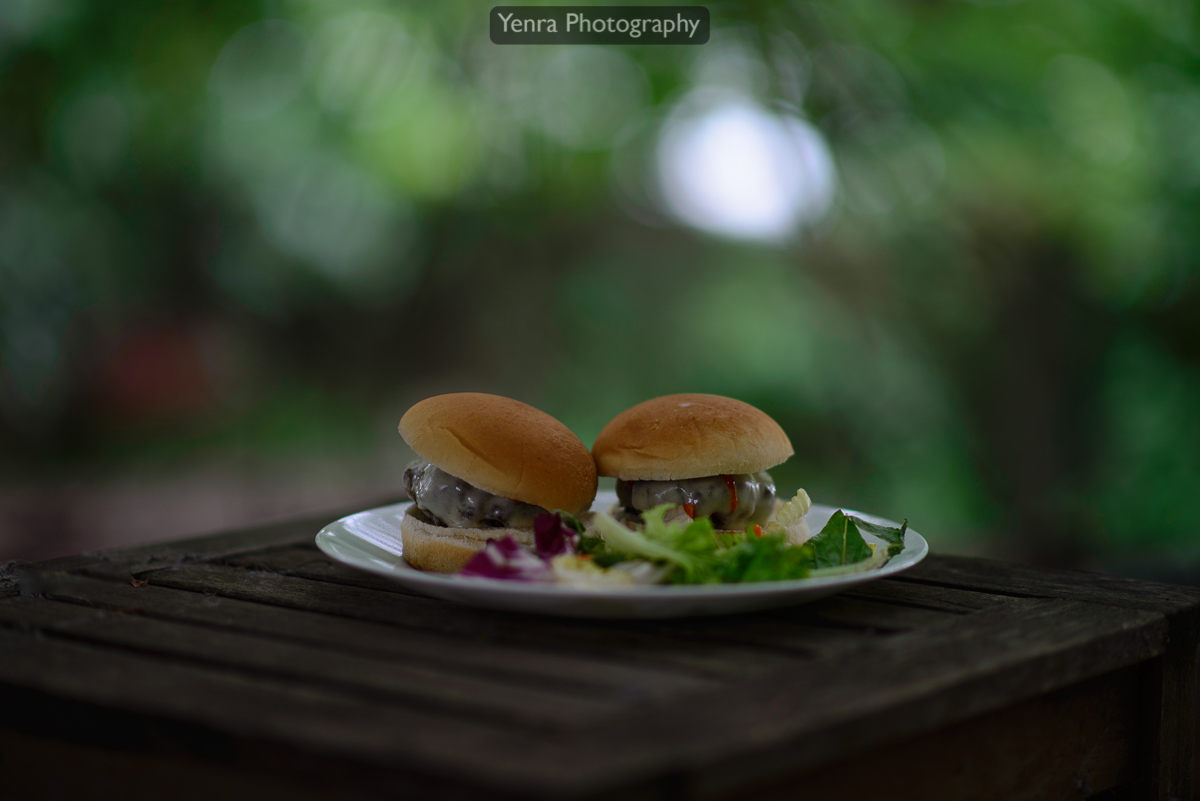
[456,493,908,587]
[459,536,556,582]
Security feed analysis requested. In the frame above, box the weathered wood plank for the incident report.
[1,597,1164,799]
[0,596,625,729]
[223,546,988,627]
[212,548,965,652]
[218,543,968,632]
[0,627,589,795]
[0,726,343,801]
[844,579,1013,613]
[621,599,966,659]
[54,504,398,581]
[902,555,1200,801]
[620,617,885,658]
[702,664,1144,801]
[122,563,818,677]
[25,571,719,700]
[0,589,1174,798]
[773,595,964,632]
[1142,624,1199,801]
[221,544,422,595]
[11,535,1197,799]
[222,545,426,597]
[0,722,524,801]
[564,599,1167,797]
[902,555,1200,616]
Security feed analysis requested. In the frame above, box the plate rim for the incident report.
[315,493,928,599]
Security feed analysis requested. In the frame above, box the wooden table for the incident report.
[2,509,1198,800]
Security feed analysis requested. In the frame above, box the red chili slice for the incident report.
[722,475,738,514]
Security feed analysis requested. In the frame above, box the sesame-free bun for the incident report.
[398,393,597,515]
[400,508,534,573]
[592,394,793,481]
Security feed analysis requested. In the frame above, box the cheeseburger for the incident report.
[592,394,793,531]
[399,393,597,572]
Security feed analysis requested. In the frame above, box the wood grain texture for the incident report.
[24,571,718,700]
[904,554,1200,800]
[903,554,1200,616]
[42,501,399,581]
[127,562,823,677]
[564,599,1166,798]
[3,523,1198,800]
[1146,633,1199,801]
[0,683,526,801]
[0,627,587,791]
[0,727,352,801]
[3,593,1162,797]
[0,596,626,729]
[771,594,964,632]
[844,578,1013,613]
[706,664,1145,801]
[222,544,427,596]
[221,544,1012,617]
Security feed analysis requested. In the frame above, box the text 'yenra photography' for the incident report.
[490,6,709,45]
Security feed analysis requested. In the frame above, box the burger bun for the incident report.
[593,394,793,481]
[399,393,597,515]
[400,508,535,573]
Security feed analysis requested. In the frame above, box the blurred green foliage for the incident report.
[1,0,1198,565]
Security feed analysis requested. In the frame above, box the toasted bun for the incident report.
[399,393,597,514]
[593,394,793,480]
[400,509,535,573]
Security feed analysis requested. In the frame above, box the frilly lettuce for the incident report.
[775,488,812,525]
[584,493,908,584]
[587,504,815,584]
[765,489,814,545]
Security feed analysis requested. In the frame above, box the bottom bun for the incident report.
[400,509,535,573]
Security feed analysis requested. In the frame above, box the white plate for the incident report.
[316,491,928,619]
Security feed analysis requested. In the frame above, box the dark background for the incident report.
[2,0,1198,578]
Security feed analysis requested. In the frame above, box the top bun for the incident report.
[592,394,793,480]
[399,393,597,515]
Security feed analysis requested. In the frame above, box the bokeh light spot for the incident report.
[656,92,836,242]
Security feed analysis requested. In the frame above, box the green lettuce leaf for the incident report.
[714,534,814,583]
[589,509,704,578]
[807,511,873,568]
[590,506,815,584]
[850,516,908,556]
[808,543,890,577]
[586,504,905,584]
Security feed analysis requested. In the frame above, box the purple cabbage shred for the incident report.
[534,513,580,558]
[459,535,554,582]
[458,513,580,581]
